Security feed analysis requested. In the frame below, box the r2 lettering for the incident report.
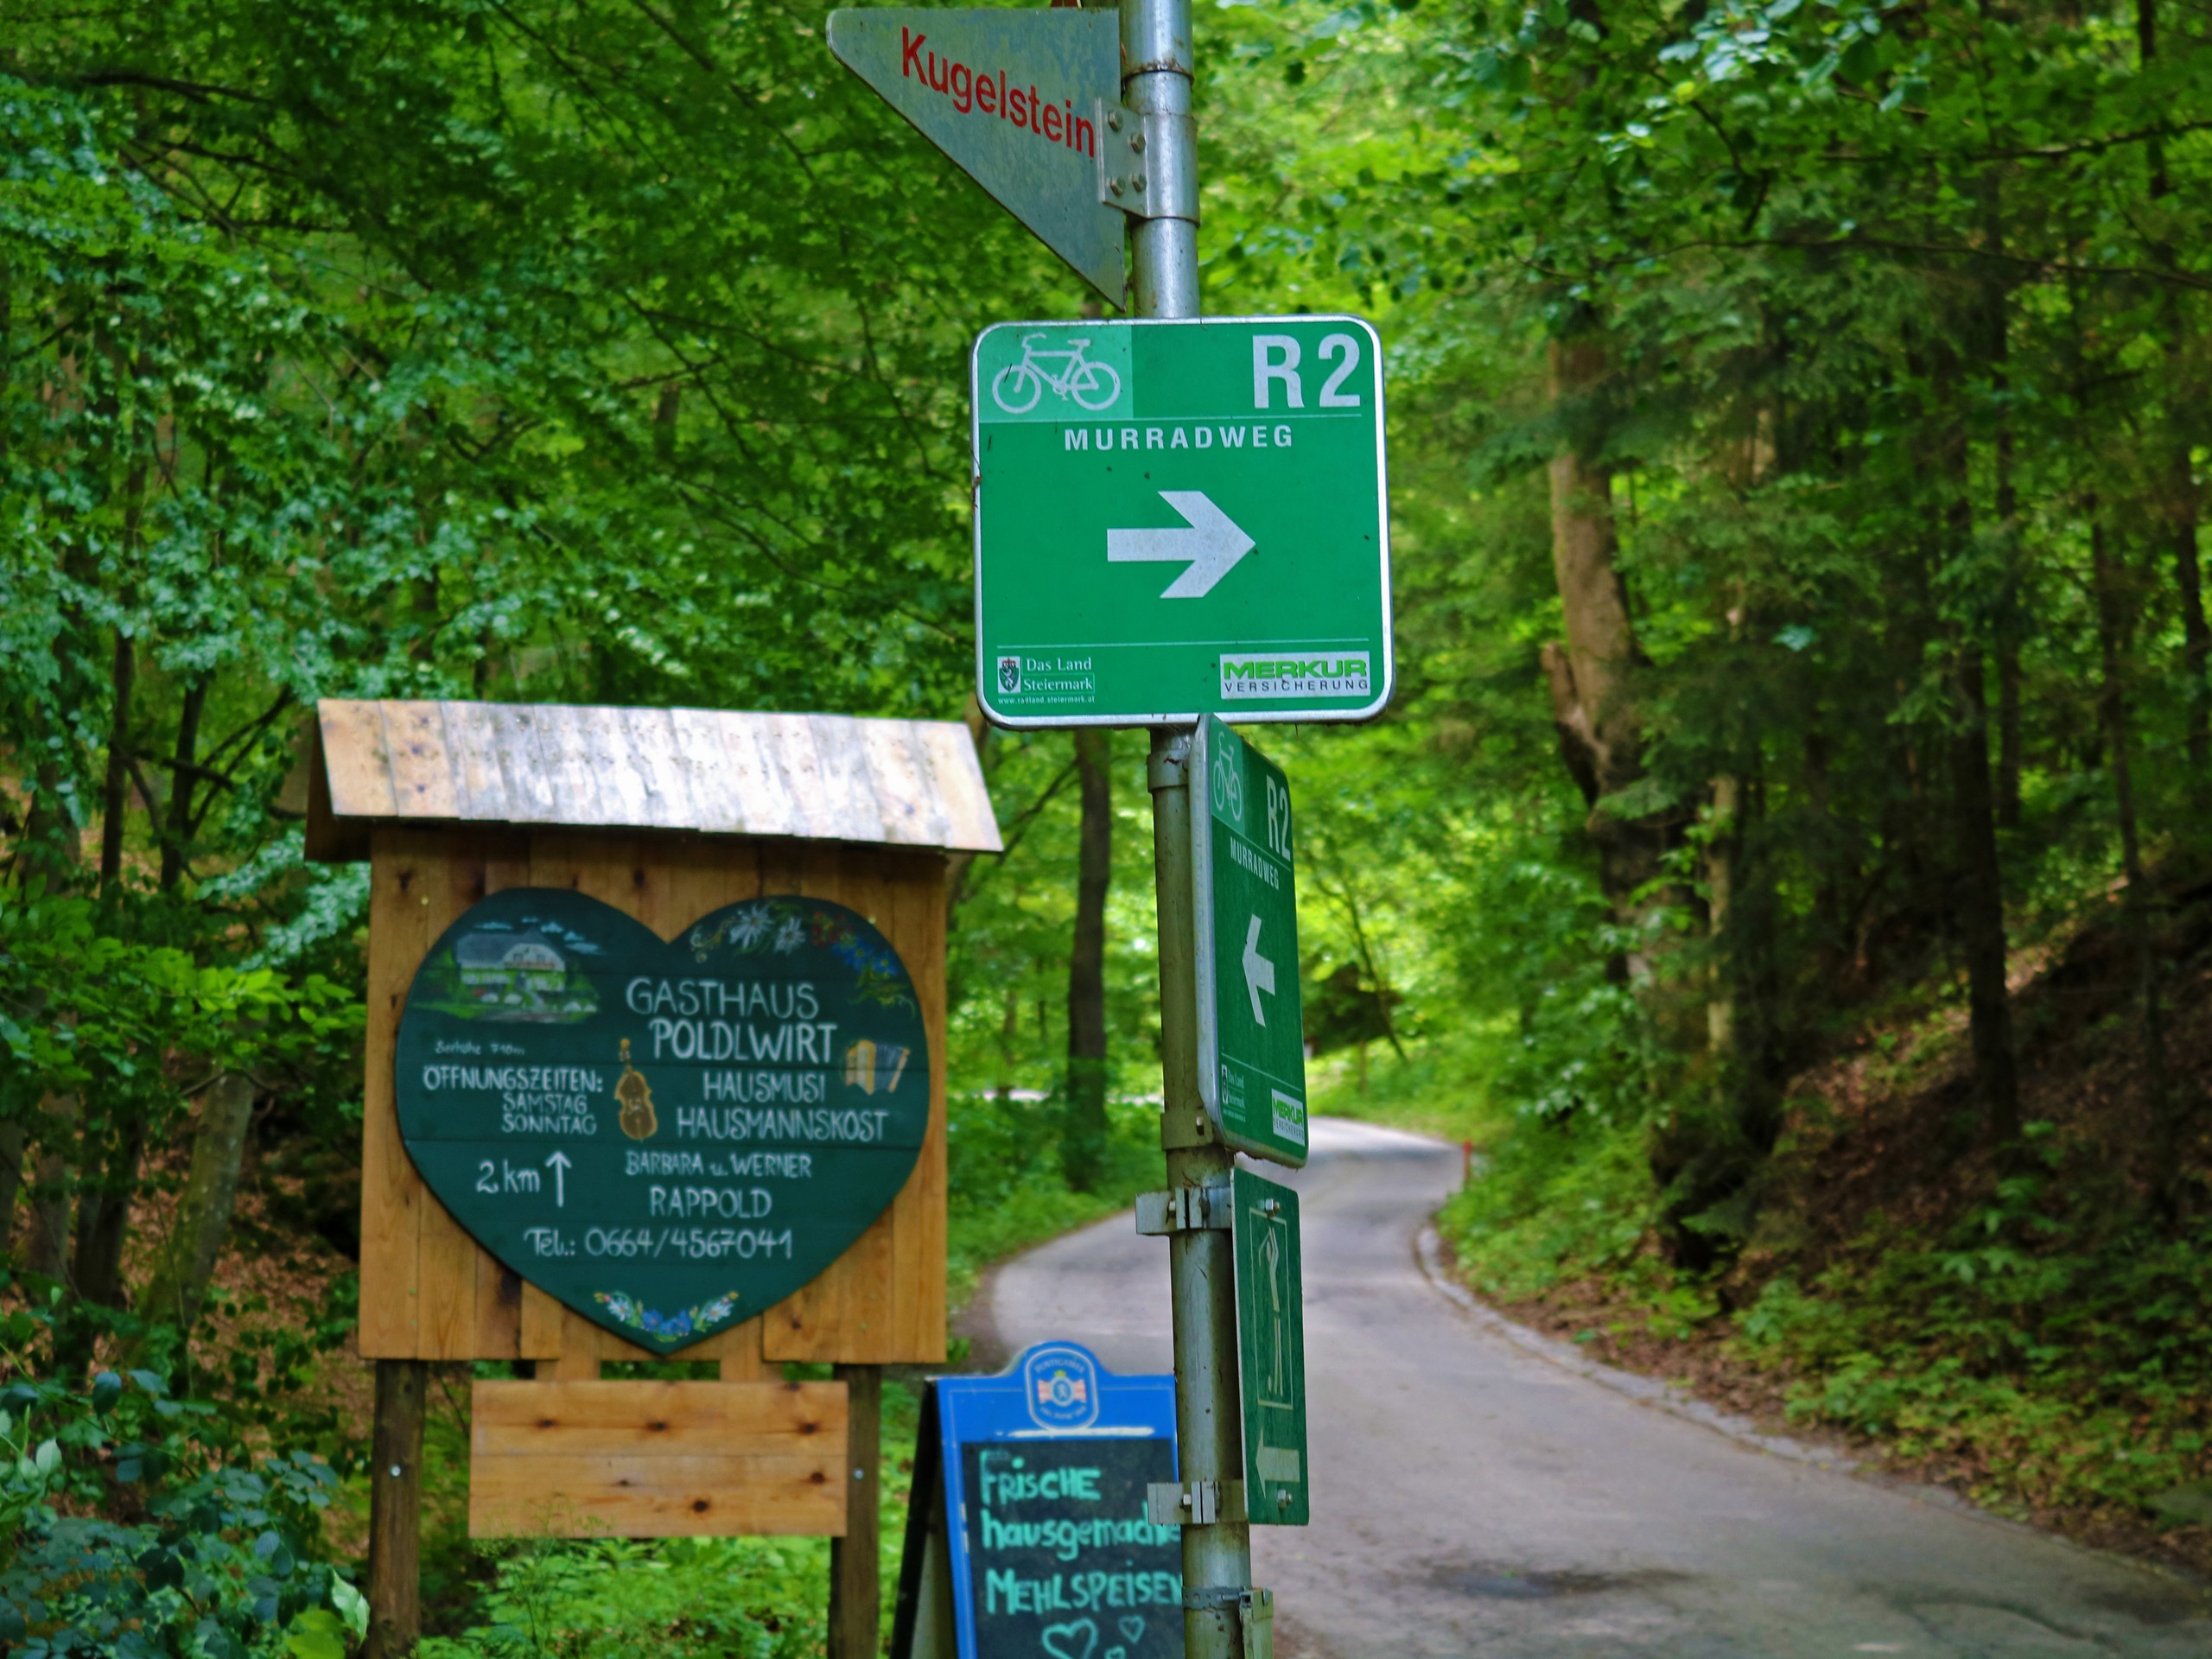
[1252,332,1364,410]
[1263,774,1292,861]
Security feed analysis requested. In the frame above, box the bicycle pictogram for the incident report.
[990,333,1123,414]
[1212,749,1243,825]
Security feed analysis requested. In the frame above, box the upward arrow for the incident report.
[544,1149,570,1207]
[1108,492,1256,600]
[1242,915,1277,1025]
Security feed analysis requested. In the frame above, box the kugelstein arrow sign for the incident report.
[827,9,1125,303]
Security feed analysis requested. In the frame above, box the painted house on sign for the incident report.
[453,931,569,1009]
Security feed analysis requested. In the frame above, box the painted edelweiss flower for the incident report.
[729,903,774,950]
[773,915,807,954]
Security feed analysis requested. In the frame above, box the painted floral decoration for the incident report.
[594,1287,743,1342]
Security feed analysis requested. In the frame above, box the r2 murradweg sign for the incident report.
[974,315,1391,728]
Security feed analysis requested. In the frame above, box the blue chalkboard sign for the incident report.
[893,1343,1182,1659]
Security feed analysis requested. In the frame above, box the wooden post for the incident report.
[365,1358,427,1659]
[828,1363,884,1659]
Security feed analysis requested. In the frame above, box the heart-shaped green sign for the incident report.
[394,889,929,1354]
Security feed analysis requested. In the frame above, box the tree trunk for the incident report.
[160,680,206,890]
[1540,334,1674,925]
[0,1122,22,1258]
[1062,728,1111,1190]
[22,1141,71,1284]
[1991,302,2025,830]
[653,382,682,466]
[2139,0,2209,771]
[99,627,135,887]
[2176,480,2209,773]
[1705,774,1740,1056]
[1931,340,2022,1150]
[1949,646,2021,1147]
[2090,518,2177,1202]
[69,1112,146,1311]
[125,1071,257,1349]
[945,693,992,915]
[98,446,148,887]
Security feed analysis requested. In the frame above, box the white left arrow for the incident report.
[1242,915,1276,1025]
[544,1149,570,1207]
[1108,491,1255,599]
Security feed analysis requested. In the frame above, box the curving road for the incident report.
[976,1119,2212,1657]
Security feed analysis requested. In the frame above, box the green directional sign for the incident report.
[1232,1167,1308,1527]
[1192,717,1306,1166]
[973,315,1390,727]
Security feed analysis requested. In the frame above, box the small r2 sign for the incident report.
[1192,717,1307,1166]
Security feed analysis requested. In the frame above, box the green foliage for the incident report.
[420,1536,829,1659]
[945,1090,1160,1313]
[0,1363,358,1659]
[1732,1147,2212,1516]
[1439,1112,1660,1304]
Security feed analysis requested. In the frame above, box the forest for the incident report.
[3,0,2211,1651]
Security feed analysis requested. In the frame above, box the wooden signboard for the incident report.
[309,699,999,1573]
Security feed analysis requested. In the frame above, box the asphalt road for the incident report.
[977,1118,2212,1658]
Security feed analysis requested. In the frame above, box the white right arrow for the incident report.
[1242,915,1276,1025]
[1108,491,1255,599]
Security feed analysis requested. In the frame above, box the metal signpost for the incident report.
[837,0,1390,1652]
[1192,717,1307,1166]
[973,316,1389,727]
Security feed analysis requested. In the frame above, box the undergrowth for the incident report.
[1440,1103,2212,1540]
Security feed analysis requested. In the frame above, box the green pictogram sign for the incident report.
[1192,716,1306,1166]
[1231,1167,1308,1527]
[393,888,929,1353]
[973,315,1391,728]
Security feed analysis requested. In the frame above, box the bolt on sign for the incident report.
[394,888,929,1354]
[973,316,1391,727]
[827,8,1125,302]
[1192,717,1306,1167]
[1230,1170,1308,1527]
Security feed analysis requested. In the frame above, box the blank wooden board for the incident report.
[469,1378,849,1538]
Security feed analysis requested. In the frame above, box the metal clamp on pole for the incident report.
[1149,1479,1249,1527]
[1134,1184,1233,1235]
[1096,102,1200,221]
